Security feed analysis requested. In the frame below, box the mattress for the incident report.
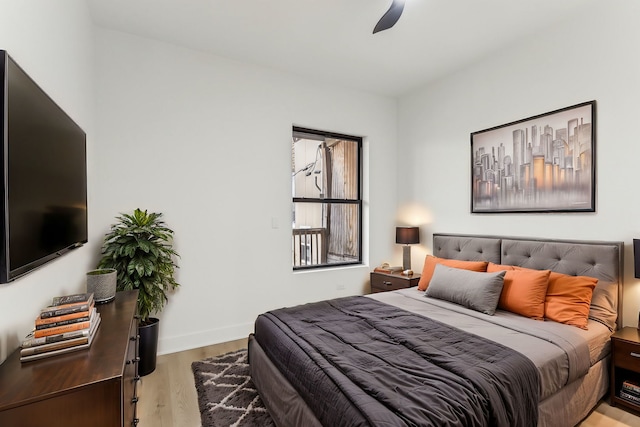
[369,288,612,401]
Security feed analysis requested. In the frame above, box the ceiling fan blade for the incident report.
[373,0,406,34]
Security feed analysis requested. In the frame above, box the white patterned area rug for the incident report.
[191,349,275,427]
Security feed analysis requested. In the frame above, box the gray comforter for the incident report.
[255,296,540,427]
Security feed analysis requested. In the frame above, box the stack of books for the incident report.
[620,380,640,405]
[20,293,101,362]
[374,265,403,274]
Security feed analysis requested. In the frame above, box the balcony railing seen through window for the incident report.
[291,127,362,270]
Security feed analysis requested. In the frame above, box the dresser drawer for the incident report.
[370,272,419,293]
[613,339,640,372]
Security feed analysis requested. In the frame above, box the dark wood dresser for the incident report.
[0,290,140,427]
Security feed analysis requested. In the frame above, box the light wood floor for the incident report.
[137,338,248,427]
[137,339,640,427]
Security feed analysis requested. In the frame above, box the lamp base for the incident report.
[402,245,411,271]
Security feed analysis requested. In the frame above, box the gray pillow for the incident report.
[588,280,617,331]
[425,264,506,315]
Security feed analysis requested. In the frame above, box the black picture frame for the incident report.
[471,101,596,213]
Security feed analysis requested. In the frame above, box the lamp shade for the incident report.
[396,226,420,245]
[634,239,640,279]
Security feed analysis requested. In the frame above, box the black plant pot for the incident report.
[138,317,159,376]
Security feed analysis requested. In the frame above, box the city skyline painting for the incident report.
[471,101,595,213]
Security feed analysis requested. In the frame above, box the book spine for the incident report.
[620,390,640,404]
[35,310,91,326]
[22,329,90,348]
[622,381,640,395]
[374,267,403,274]
[20,342,90,362]
[51,293,92,306]
[35,315,91,330]
[20,336,89,356]
[34,320,91,338]
[40,303,91,319]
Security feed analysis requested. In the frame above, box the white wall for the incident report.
[398,1,640,327]
[93,29,398,354]
[0,0,94,363]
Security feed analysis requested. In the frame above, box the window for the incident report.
[292,127,362,270]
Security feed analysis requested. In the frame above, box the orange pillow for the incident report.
[487,263,550,320]
[545,272,597,329]
[418,255,488,291]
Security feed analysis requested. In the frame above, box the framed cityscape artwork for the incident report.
[471,101,596,213]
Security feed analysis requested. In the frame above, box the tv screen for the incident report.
[0,50,87,283]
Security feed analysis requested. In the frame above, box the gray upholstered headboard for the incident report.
[433,233,624,330]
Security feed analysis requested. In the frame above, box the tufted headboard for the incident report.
[433,233,624,330]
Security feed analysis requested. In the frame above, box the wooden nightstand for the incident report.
[370,271,420,293]
[610,327,640,411]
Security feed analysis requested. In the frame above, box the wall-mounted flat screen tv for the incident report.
[0,50,87,283]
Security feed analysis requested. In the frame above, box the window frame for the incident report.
[292,126,363,271]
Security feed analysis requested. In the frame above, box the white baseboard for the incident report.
[157,321,254,356]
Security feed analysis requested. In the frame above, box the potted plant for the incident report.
[97,208,180,376]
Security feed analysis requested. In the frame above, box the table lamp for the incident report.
[396,226,420,271]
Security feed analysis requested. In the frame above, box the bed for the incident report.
[248,233,623,426]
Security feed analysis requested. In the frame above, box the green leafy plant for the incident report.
[97,208,179,323]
